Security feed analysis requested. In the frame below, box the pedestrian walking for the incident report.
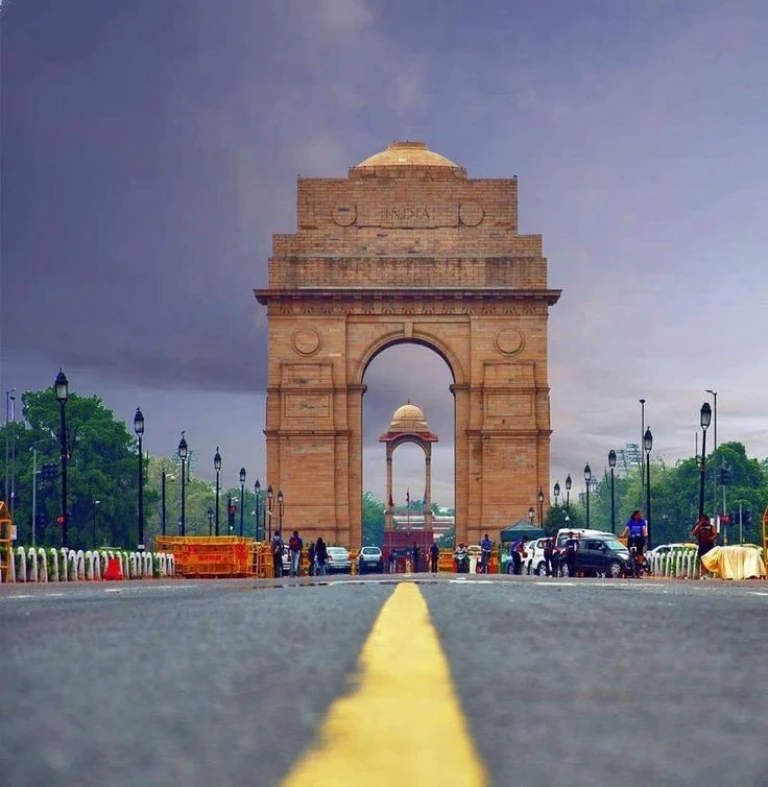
[307,540,316,577]
[412,542,420,573]
[480,533,492,574]
[288,530,303,577]
[511,537,528,575]
[429,541,439,573]
[563,531,579,577]
[388,549,397,574]
[692,513,717,579]
[315,537,328,577]
[543,536,555,576]
[271,530,283,578]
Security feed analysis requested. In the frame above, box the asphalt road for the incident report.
[2,575,767,786]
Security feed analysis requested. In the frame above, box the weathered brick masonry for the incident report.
[255,141,561,546]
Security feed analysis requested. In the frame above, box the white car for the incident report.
[357,546,384,574]
[326,546,352,574]
[523,538,549,575]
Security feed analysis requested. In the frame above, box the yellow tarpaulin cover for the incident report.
[701,546,766,580]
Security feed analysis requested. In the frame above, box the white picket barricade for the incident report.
[37,548,48,582]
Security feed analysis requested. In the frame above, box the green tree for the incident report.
[544,503,584,534]
[0,389,155,550]
[362,491,385,546]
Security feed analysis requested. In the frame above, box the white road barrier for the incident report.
[1,547,175,583]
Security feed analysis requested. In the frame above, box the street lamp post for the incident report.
[639,399,646,502]
[55,370,69,549]
[213,447,222,536]
[584,464,592,528]
[254,479,261,540]
[537,488,545,526]
[553,482,561,507]
[207,507,214,536]
[528,506,535,527]
[133,408,145,551]
[565,474,572,514]
[92,499,100,549]
[178,433,188,536]
[644,428,653,548]
[608,449,617,534]
[267,485,274,540]
[706,390,718,521]
[698,403,712,519]
[278,489,284,535]
[239,468,246,537]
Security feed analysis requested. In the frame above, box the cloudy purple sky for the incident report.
[2,0,767,510]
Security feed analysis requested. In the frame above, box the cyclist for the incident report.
[621,510,647,575]
[480,533,493,574]
[691,513,717,579]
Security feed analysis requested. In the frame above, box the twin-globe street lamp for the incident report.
[698,402,712,518]
[133,408,145,551]
[55,370,69,548]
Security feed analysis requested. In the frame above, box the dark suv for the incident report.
[557,533,632,578]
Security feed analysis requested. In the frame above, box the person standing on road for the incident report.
[388,549,397,574]
[563,531,579,577]
[480,533,493,574]
[271,530,283,578]
[412,542,420,573]
[692,514,717,579]
[511,537,528,575]
[288,530,303,577]
[307,540,316,577]
[314,537,328,576]
[543,536,555,576]
[429,541,439,574]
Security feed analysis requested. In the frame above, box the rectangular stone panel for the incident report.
[357,203,458,229]
[284,393,331,420]
[483,362,536,387]
[280,363,333,387]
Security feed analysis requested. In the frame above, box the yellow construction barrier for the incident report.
[155,536,252,577]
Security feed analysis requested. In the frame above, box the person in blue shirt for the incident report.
[480,533,493,573]
[621,510,648,565]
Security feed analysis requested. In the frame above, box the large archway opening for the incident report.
[361,343,455,547]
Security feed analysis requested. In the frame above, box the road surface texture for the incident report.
[2,575,767,786]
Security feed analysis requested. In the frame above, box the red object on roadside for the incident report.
[104,557,123,581]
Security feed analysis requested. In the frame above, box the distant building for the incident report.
[614,443,641,478]
[392,513,454,541]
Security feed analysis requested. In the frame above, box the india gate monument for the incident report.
[255,141,561,547]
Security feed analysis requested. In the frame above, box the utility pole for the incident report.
[31,449,38,547]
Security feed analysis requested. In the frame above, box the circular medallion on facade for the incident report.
[331,203,357,226]
[495,327,525,356]
[292,328,322,356]
[459,202,484,226]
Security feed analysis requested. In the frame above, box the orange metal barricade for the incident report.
[155,536,253,577]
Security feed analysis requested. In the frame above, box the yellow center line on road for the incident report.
[282,582,487,787]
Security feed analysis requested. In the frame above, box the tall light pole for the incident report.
[643,428,653,548]
[133,408,145,551]
[254,479,261,540]
[608,449,617,534]
[698,403,712,519]
[267,484,274,540]
[537,488,545,526]
[55,370,69,549]
[553,482,561,507]
[178,433,188,536]
[214,447,222,537]
[278,489,284,534]
[565,474,572,514]
[706,390,718,520]
[92,499,101,549]
[584,464,592,529]
[239,468,246,537]
[639,399,646,507]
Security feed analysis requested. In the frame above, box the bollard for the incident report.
[16,547,27,583]
[37,548,48,582]
[27,547,38,582]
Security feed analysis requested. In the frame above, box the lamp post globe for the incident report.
[584,463,592,528]
[553,482,561,506]
[254,479,262,540]
[267,484,274,540]
[214,447,222,536]
[537,488,545,525]
[55,370,69,548]
[277,489,285,535]
[134,408,145,551]
[698,403,711,519]
[528,506,535,524]
[644,427,653,547]
[608,449,617,534]
[177,433,188,535]
[565,473,573,513]
[239,467,246,537]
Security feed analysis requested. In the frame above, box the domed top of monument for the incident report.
[389,401,429,433]
[352,141,466,177]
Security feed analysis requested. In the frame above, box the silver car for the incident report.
[357,546,384,574]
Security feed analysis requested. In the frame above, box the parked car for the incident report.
[357,546,384,574]
[326,546,352,574]
[558,533,633,578]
